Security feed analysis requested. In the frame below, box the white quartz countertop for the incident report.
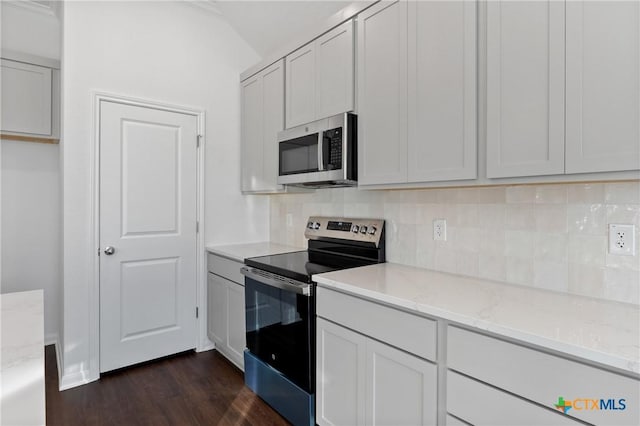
[206,242,302,263]
[313,263,640,375]
[0,290,45,425]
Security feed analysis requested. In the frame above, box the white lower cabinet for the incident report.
[317,285,639,426]
[226,283,245,363]
[445,414,469,426]
[207,273,226,347]
[447,371,581,426]
[366,339,437,426]
[316,287,438,426]
[206,253,246,370]
[447,326,640,426]
[317,318,437,426]
[316,318,366,426]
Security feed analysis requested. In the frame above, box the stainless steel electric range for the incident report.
[241,216,386,426]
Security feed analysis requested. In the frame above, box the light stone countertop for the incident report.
[313,263,640,375]
[206,242,302,263]
[0,290,45,425]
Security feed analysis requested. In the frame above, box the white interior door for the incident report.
[99,100,198,373]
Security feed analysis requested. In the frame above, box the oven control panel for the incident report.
[305,216,385,247]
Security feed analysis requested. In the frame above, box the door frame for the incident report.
[89,92,209,379]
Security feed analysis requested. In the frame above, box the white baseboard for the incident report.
[53,338,63,387]
[59,368,97,391]
[197,341,215,352]
[54,338,99,391]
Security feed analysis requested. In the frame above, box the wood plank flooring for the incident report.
[45,345,290,426]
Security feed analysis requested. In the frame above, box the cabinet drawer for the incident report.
[447,326,639,425]
[207,253,243,284]
[447,371,580,425]
[445,414,469,426]
[317,287,436,361]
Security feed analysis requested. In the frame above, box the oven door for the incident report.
[241,267,314,393]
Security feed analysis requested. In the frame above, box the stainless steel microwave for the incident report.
[277,113,357,188]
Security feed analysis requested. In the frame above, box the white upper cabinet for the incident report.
[358,0,477,186]
[241,73,264,192]
[565,0,640,174]
[1,59,52,136]
[487,0,639,179]
[486,0,566,178]
[357,0,408,185]
[241,59,285,193]
[316,20,355,120]
[407,0,477,182]
[286,43,316,128]
[286,20,355,128]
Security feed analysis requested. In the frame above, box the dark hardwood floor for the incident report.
[45,345,290,426]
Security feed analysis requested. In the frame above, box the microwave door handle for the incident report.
[317,132,324,171]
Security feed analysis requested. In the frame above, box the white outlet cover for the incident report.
[608,224,636,256]
[433,219,447,241]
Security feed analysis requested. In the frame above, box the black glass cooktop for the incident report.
[245,250,377,284]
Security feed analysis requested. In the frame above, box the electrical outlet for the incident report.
[286,213,293,227]
[609,224,636,256]
[433,219,447,241]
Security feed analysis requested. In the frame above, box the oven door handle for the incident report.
[241,267,312,296]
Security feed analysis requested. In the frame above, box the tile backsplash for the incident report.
[269,181,640,305]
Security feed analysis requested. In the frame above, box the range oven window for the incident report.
[279,133,319,175]
[245,276,314,392]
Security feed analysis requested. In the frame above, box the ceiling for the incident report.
[213,1,352,57]
[5,1,352,59]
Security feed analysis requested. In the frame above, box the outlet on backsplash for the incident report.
[433,219,447,241]
[609,224,636,256]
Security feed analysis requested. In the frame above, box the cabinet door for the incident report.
[357,0,408,185]
[241,60,285,193]
[565,1,640,173]
[408,0,477,182]
[316,20,355,119]
[286,42,316,128]
[486,1,565,178]
[261,60,285,191]
[317,318,366,426]
[0,59,52,136]
[226,281,246,369]
[241,73,265,192]
[207,273,227,347]
[365,339,437,426]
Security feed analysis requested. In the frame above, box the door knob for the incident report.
[104,246,115,255]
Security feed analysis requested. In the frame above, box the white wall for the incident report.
[1,141,61,343]
[0,1,62,346]
[61,0,268,388]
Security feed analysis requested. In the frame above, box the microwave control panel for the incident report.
[323,128,342,170]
